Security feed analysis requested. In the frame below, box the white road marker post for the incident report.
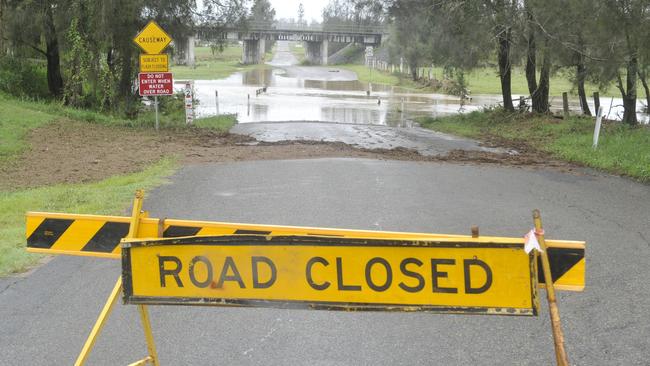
[593,106,604,149]
[215,90,219,115]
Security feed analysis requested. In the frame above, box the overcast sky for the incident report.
[270,0,329,22]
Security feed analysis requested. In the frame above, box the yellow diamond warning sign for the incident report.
[139,54,169,72]
[133,21,172,55]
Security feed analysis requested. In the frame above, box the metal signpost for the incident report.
[133,21,174,131]
[137,73,173,130]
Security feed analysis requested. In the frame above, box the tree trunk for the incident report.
[639,70,649,114]
[44,3,63,97]
[118,44,138,117]
[0,0,5,56]
[535,45,551,113]
[524,5,537,104]
[410,62,418,81]
[497,26,514,111]
[621,57,638,125]
[577,58,591,116]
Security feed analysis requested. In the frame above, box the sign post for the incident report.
[134,21,173,131]
[138,72,173,130]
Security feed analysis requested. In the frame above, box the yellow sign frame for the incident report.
[122,235,539,316]
[139,54,169,72]
[133,20,172,55]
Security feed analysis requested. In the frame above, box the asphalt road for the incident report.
[2,158,649,365]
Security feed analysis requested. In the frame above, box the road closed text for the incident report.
[123,238,538,314]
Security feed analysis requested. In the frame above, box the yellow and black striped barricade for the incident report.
[26,212,585,292]
[25,190,582,365]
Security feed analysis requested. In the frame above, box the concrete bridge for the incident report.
[182,22,385,66]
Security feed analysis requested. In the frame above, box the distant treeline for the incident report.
[323,0,649,125]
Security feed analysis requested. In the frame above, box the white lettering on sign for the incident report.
[138,72,173,96]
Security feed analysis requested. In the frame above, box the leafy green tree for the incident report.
[4,0,69,97]
[250,0,275,26]
[591,0,648,125]
[387,0,431,81]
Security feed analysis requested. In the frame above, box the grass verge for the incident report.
[194,114,237,132]
[338,63,634,98]
[0,158,177,276]
[417,110,650,181]
[0,94,58,163]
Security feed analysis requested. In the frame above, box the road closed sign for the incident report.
[138,72,173,96]
[122,235,539,315]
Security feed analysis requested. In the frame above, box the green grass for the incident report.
[337,64,402,86]
[0,91,240,132]
[418,110,650,181]
[194,114,237,132]
[0,158,177,276]
[339,62,633,98]
[172,45,272,80]
[0,94,58,163]
[462,67,621,98]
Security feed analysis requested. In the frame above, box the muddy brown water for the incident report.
[177,41,648,126]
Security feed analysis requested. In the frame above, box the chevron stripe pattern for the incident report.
[25,212,585,291]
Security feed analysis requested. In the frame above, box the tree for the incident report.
[552,0,600,116]
[636,4,650,113]
[591,0,648,125]
[5,0,68,97]
[0,0,6,55]
[250,0,275,26]
[249,0,275,52]
[521,0,555,113]
[323,0,386,27]
[298,2,305,25]
[487,0,519,112]
[387,0,431,81]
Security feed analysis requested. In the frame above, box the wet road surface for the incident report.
[231,121,503,156]
[2,159,649,365]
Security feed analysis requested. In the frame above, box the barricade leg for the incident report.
[137,304,159,366]
[533,210,570,366]
[74,277,123,366]
[75,190,160,365]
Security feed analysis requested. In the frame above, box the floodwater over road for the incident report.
[178,41,648,126]
[185,41,493,127]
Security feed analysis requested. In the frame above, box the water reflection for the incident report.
[179,58,648,126]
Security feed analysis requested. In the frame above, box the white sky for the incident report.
[270,0,329,22]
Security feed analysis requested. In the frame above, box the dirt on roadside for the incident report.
[0,119,580,190]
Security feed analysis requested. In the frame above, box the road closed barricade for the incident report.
[25,190,584,365]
